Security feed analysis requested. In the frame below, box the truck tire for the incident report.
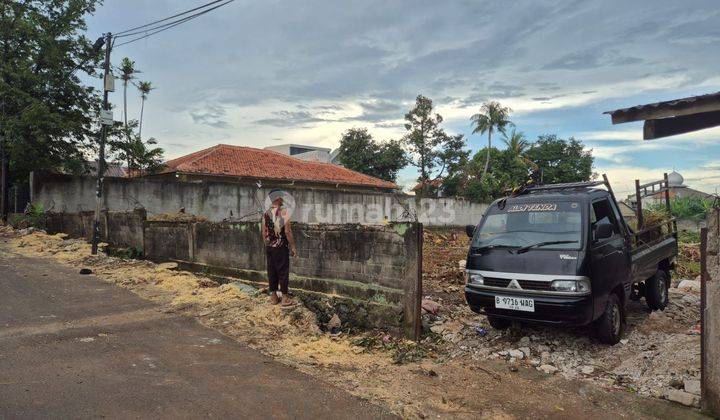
[646,270,669,311]
[487,316,511,330]
[594,294,623,345]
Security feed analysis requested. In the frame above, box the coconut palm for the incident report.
[470,101,513,178]
[118,58,138,128]
[137,81,154,138]
[502,129,528,158]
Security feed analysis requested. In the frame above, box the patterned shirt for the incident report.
[263,206,288,248]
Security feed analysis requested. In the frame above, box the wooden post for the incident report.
[635,179,644,231]
[663,173,675,236]
[403,223,423,340]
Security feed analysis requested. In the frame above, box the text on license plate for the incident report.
[495,295,535,312]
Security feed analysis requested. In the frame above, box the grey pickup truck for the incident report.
[464,175,678,344]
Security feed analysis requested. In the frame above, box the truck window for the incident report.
[591,198,620,234]
[473,201,582,250]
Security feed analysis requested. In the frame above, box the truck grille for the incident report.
[482,277,551,291]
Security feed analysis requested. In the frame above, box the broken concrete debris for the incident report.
[664,388,700,408]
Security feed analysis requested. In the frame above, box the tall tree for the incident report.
[0,1,103,220]
[502,129,528,158]
[110,120,165,176]
[470,101,512,178]
[402,95,468,198]
[137,80,153,138]
[524,134,594,184]
[118,57,137,129]
[337,128,406,182]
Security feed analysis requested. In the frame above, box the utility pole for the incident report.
[91,33,112,255]
[0,135,8,223]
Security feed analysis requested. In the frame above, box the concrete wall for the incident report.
[702,209,720,415]
[44,210,423,338]
[32,173,487,227]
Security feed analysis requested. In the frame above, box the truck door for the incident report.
[590,197,631,317]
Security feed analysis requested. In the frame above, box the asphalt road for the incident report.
[0,248,395,419]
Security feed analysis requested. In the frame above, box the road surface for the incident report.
[0,249,395,419]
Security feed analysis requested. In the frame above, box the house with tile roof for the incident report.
[145,144,399,193]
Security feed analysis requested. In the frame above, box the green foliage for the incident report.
[11,202,45,229]
[650,196,716,221]
[524,135,595,184]
[470,101,513,177]
[109,120,165,175]
[1,0,103,186]
[337,128,406,182]
[449,134,595,202]
[403,95,468,197]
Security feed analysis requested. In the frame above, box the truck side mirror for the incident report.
[465,225,476,238]
[594,219,614,241]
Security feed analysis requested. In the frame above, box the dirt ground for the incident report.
[0,226,706,419]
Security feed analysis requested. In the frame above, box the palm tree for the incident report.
[470,101,513,178]
[119,58,138,128]
[137,81,154,139]
[502,129,528,158]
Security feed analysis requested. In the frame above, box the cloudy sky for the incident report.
[87,0,720,197]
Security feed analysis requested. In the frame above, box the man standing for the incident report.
[262,189,297,307]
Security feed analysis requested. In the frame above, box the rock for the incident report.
[668,377,684,389]
[539,364,558,374]
[677,280,701,294]
[229,282,257,295]
[664,389,700,407]
[619,339,629,345]
[507,349,524,359]
[430,324,446,334]
[518,336,531,347]
[540,351,551,362]
[580,365,595,375]
[327,313,342,335]
[421,299,441,315]
[683,379,701,396]
[508,364,518,372]
[458,259,466,269]
[530,358,541,367]
[519,347,531,358]
[198,278,220,288]
[536,344,550,353]
[498,350,509,357]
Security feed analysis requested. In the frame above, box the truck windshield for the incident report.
[472,201,582,250]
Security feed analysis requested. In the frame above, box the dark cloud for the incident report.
[189,104,231,129]
[542,50,643,71]
[253,110,328,127]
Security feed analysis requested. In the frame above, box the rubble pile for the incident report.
[422,228,703,407]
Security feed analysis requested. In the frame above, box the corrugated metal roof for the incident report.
[605,91,720,124]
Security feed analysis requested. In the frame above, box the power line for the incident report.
[113,0,235,48]
[114,0,227,37]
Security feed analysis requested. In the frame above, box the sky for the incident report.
[86,0,720,197]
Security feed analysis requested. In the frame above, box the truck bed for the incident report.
[630,234,678,283]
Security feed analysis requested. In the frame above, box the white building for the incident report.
[263,143,341,164]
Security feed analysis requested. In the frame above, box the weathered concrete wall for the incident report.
[32,173,487,227]
[144,221,192,261]
[702,209,720,415]
[42,209,423,338]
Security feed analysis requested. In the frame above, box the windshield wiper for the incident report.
[513,240,578,254]
[470,244,520,254]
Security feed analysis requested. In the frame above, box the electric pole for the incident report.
[91,33,113,255]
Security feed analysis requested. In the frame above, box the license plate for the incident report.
[495,295,535,312]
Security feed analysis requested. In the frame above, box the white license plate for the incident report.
[495,295,535,312]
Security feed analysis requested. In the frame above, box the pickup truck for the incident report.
[464,175,678,344]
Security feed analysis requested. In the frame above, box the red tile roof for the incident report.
[162,144,398,190]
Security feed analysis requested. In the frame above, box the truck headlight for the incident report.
[550,279,590,293]
[466,272,484,285]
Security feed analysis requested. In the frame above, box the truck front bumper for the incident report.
[464,286,594,326]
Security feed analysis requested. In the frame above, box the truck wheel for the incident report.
[487,316,511,330]
[646,270,669,311]
[594,294,623,345]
